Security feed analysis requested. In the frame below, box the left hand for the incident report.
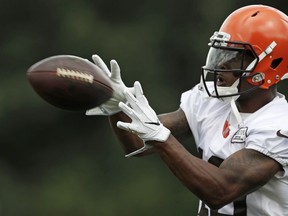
[86,55,134,116]
[117,81,170,156]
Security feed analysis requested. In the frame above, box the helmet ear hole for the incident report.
[271,58,283,69]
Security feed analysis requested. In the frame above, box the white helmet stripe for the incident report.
[245,41,277,72]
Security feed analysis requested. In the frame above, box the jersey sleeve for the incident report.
[180,86,200,143]
[245,127,288,177]
[180,83,217,145]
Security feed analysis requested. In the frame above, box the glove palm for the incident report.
[117,82,170,157]
[86,55,134,116]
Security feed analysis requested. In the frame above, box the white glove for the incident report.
[86,55,134,116]
[117,81,170,157]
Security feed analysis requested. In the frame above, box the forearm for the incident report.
[111,80,282,210]
[158,108,192,141]
[151,134,282,209]
[109,112,147,156]
[109,108,191,156]
[151,135,235,209]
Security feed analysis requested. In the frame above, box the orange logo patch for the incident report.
[222,120,230,138]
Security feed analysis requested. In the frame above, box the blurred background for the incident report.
[0,0,287,215]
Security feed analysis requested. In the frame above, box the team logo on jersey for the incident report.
[276,129,288,138]
[231,127,248,144]
[222,120,230,138]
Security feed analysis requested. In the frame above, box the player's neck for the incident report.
[235,89,277,113]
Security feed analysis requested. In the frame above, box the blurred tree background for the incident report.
[0,0,287,215]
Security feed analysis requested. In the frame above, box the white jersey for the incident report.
[180,83,288,216]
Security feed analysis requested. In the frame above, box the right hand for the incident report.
[86,54,134,116]
[117,81,171,157]
[117,81,170,143]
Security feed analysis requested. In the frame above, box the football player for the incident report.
[87,5,288,216]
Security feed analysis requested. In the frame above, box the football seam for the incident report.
[29,70,113,91]
[56,68,94,83]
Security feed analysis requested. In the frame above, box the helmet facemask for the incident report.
[200,32,264,101]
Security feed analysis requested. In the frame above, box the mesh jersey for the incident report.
[180,82,288,216]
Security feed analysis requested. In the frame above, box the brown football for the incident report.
[27,55,113,111]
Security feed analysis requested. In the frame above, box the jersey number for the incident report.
[198,148,247,216]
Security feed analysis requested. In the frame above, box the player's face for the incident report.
[215,51,254,87]
[201,46,256,99]
[215,61,243,87]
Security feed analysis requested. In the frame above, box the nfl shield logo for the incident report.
[231,127,248,144]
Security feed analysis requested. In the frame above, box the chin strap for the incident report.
[201,41,277,125]
[216,79,240,102]
[229,41,277,126]
[230,98,243,127]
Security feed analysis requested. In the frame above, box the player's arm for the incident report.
[152,136,282,209]
[109,108,192,156]
[159,108,192,141]
[117,83,282,209]
[85,55,192,156]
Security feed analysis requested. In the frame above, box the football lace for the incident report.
[56,68,94,83]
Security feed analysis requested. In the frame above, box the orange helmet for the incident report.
[220,4,288,89]
[201,5,288,98]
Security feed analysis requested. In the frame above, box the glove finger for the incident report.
[133,81,148,105]
[119,101,136,118]
[116,121,130,131]
[123,89,143,114]
[92,55,111,76]
[134,81,143,96]
[117,121,141,134]
[127,86,135,95]
[123,89,137,107]
[110,60,121,82]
